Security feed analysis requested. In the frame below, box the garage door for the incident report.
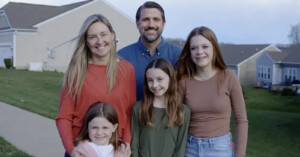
[0,46,12,68]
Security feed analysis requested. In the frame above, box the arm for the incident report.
[173,106,190,157]
[123,65,137,143]
[56,87,76,154]
[229,72,248,157]
[130,103,140,157]
[178,79,186,103]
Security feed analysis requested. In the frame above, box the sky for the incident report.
[1,0,300,45]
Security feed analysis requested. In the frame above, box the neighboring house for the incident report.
[256,46,300,85]
[220,44,280,85]
[0,0,139,71]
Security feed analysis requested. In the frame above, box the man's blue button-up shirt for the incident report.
[118,37,181,101]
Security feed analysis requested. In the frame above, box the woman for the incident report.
[56,14,136,157]
[177,26,248,157]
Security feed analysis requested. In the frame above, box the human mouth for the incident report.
[96,45,106,50]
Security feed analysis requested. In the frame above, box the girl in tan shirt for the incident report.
[177,26,248,157]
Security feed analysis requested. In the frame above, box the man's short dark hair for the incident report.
[135,1,165,22]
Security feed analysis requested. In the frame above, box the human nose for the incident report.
[152,80,158,88]
[96,128,103,135]
[96,36,103,44]
[148,19,155,27]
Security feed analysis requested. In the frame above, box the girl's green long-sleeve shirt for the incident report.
[130,102,190,157]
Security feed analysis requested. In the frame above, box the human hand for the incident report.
[71,147,88,157]
[116,143,131,157]
[124,143,131,157]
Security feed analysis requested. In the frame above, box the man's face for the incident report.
[137,8,165,43]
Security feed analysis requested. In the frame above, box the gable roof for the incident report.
[0,0,92,30]
[266,45,300,64]
[220,44,270,66]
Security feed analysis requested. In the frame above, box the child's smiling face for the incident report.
[88,117,118,145]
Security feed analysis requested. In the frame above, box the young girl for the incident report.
[131,58,190,157]
[56,14,136,157]
[177,26,248,157]
[72,102,130,157]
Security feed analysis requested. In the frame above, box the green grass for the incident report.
[0,69,300,156]
[0,136,33,157]
[236,86,300,157]
[0,69,63,119]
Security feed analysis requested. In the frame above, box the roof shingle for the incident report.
[0,0,92,29]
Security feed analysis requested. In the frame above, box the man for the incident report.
[118,1,181,101]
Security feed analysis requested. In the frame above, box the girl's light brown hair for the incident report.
[63,14,118,100]
[140,58,184,128]
[75,102,121,150]
[177,26,227,89]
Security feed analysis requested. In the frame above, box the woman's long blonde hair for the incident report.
[63,14,118,100]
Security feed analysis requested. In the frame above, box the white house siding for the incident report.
[0,32,13,68]
[34,0,139,72]
[273,63,282,84]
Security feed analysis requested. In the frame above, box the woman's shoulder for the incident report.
[119,58,134,69]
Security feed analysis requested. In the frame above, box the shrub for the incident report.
[4,59,12,69]
[281,87,294,96]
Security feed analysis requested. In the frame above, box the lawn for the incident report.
[241,86,300,157]
[0,69,63,119]
[0,136,33,157]
[0,69,300,156]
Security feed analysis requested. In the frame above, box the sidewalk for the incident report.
[0,101,64,157]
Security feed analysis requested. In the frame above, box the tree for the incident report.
[288,22,300,45]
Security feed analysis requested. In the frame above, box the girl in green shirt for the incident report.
[131,58,190,157]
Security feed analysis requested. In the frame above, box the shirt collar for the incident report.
[137,37,166,55]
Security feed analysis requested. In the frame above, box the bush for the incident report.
[281,87,294,96]
[4,59,12,69]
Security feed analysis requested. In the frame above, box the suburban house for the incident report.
[256,45,300,85]
[0,0,139,71]
[220,44,280,85]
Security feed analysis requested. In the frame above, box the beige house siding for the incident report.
[237,45,281,85]
[239,55,260,85]
[14,32,40,69]
[10,0,139,72]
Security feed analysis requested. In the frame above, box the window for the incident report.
[258,66,271,80]
[285,68,297,82]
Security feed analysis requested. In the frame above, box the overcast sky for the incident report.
[1,0,300,45]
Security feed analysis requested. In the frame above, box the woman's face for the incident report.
[190,35,214,69]
[86,21,114,64]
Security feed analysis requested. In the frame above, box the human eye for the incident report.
[190,46,197,51]
[153,17,161,22]
[147,79,153,83]
[203,45,209,49]
[141,17,149,22]
[101,32,107,37]
[88,35,96,40]
[91,126,98,129]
